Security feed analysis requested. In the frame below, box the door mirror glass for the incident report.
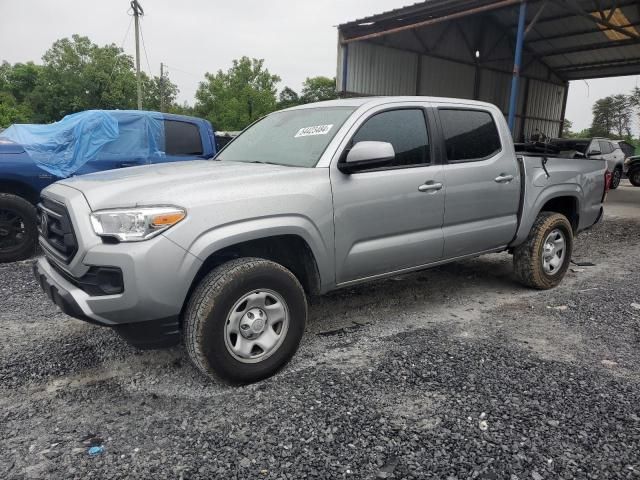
[587,150,601,157]
[339,141,395,173]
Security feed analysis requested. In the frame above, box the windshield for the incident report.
[215,106,355,167]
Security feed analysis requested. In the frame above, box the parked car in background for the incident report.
[547,137,625,189]
[33,97,608,383]
[625,155,640,187]
[615,140,640,187]
[214,131,240,150]
[0,110,216,263]
[615,140,636,161]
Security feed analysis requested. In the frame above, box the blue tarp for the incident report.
[0,110,166,178]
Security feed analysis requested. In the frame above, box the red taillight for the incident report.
[604,171,612,193]
[602,170,612,202]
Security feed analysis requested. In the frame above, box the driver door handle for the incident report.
[494,174,514,183]
[418,182,443,192]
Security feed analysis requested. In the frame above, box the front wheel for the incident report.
[513,212,573,290]
[183,258,307,383]
[610,168,622,189]
[0,193,38,263]
[629,168,640,187]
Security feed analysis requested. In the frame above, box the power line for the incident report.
[139,17,153,77]
[162,64,199,78]
[107,14,134,84]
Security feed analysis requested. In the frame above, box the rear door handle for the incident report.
[120,162,142,168]
[418,182,443,192]
[494,174,514,183]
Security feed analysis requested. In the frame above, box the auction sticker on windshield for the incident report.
[294,124,333,138]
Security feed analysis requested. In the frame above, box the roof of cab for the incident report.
[283,96,501,112]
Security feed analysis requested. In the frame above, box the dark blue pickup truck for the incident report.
[0,110,216,262]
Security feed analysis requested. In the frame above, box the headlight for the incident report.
[90,206,186,242]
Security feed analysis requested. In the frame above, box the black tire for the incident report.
[183,257,307,383]
[610,168,622,189]
[629,168,640,187]
[513,212,573,290]
[0,193,38,263]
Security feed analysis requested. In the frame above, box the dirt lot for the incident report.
[1,182,639,479]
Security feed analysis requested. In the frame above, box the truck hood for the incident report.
[0,139,26,155]
[56,160,319,210]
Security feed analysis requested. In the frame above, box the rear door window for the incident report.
[439,109,501,162]
[598,140,612,155]
[164,120,203,156]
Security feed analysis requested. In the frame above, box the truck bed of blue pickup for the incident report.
[0,110,216,262]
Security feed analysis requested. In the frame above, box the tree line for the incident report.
[5,34,637,142]
[0,35,337,131]
[193,57,338,131]
[564,87,640,146]
[0,35,182,128]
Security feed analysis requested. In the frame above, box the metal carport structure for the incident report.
[337,0,640,141]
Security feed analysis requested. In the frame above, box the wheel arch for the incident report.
[512,185,582,246]
[180,231,326,321]
[538,195,579,233]
[0,179,40,205]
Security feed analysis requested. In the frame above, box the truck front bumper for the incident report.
[33,244,199,348]
[33,258,93,324]
[33,183,203,348]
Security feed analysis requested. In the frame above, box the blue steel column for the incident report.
[341,43,349,93]
[507,0,527,134]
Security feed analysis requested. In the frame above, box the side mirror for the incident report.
[587,150,601,157]
[338,141,395,174]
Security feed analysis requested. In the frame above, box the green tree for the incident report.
[28,35,139,121]
[0,92,33,128]
[0,61,40,127]
[561,118,574,137]
[300,76,337,103]
[277,86,300,109]
[195,57,280,130]
[591,94,633,138]
[141,73,179,112]
[3,62,42,103]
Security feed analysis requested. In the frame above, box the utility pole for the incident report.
[160,62,165,112]
[131,0,144,110]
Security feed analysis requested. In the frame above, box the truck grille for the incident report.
[38,197,78,264]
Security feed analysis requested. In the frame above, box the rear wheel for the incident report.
[0,193,37,263]
[183,257,307,383]
[629,168,640,187]
[513,212,573,290]
[610,168,622,189]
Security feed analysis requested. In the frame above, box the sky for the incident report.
[1,0,639,134]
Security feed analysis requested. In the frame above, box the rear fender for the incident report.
[511,184,582,246]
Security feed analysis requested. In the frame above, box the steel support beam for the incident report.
[538,37,640,57]
[508,1,527,133]
[524,0,548,37]
[341,43,349,92]
[526,20,640,44]
[558,82,570,137]
[341,0,522,44]
[562,0,639,40]
[555,57,640,71]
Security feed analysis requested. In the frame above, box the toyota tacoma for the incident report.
[33,97,609,383]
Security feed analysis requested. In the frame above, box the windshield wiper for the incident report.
[249,160,280,166]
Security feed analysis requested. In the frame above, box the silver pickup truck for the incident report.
[34,97,608,383]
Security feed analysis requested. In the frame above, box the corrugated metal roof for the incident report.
[339,0,640,81]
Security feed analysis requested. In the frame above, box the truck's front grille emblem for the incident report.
[37,197,78,264]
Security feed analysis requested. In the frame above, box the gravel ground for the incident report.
[1,211,640,479]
